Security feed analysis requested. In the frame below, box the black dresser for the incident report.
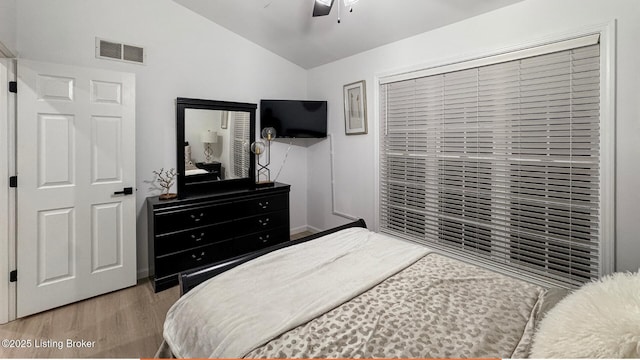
[147,183,290,292]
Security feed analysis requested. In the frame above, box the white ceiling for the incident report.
[173,0,524,69]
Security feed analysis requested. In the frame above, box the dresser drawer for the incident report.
[235,209,288,234]
[234,226,289,254]
[154,221,234,256]
[147,183,291,292]
[155,202,234,234]
[234,194,288,217]
[155,240,238,278]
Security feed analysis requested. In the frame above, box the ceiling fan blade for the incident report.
[312,0,333,17]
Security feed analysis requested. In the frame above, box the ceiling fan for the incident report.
[312,0,360,20]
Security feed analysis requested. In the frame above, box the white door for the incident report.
[16,60,136,317]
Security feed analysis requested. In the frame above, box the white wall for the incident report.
[0,0,16,55]
[306,0,640,273]
[15,0,309,277]
[184,108,223,165]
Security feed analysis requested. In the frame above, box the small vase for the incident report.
[159,192,177,200]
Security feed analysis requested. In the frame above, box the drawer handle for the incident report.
[190,213,204,222]
[191,251,205,261]
[258,218,270,226]
[191,232,205,242]
[259,234,270,243]
[258,201,270,209]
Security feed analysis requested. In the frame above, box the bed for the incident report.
[157,219,567,358]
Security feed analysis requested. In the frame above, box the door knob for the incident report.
[113,187,133,195]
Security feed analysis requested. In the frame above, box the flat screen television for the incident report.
[260,100,327,138]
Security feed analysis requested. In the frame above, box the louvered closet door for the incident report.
[380,42,601,287]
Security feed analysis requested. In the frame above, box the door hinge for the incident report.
[9,176,17,188]
[8,81,17,93]
[9,270,16,282]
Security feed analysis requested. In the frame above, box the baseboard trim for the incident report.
[306,225,322,233]
[290,225,309,235]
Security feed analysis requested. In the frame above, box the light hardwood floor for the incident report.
[0,279,179,358]
[0,231,315,358]
[290,230,314,240]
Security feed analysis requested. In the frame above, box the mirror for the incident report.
[177,98,256,197]
[184,109,248,179]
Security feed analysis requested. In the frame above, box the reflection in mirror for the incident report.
[176,98,256,197]
[183,109,250,180]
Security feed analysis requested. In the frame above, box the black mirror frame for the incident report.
[176,97,256,197]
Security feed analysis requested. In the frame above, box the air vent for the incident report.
[96,38,145,65]
[123,44,144,63]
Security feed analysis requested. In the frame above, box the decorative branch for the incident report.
[152,167,177,196]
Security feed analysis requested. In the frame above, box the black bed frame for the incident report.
[179,219,367,295]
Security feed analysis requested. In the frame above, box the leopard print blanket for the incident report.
[246,253,555,358]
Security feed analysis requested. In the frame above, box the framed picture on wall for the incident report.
[343,80,367,135]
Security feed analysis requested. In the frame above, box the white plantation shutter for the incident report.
[232,111,250,178]
[379,38,603,287]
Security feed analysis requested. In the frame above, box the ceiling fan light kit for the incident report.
[313,0,360,22]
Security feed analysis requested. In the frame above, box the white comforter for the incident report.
[163,227,430,358]
[184,168,209,176]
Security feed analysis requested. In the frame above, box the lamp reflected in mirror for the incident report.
[200,130,217,163]
[251,127,277,187]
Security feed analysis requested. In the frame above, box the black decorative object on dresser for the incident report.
[196,161,222,179]
[148,183,290,292]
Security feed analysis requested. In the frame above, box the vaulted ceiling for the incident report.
[173,0,525,69]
